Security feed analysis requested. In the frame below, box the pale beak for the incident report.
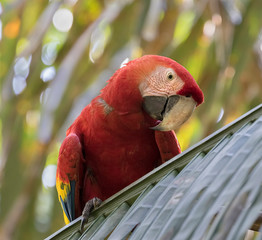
[142,95,196,131]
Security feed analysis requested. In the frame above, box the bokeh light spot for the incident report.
[42,165,57,189]
[52,8,73,32]
[89,22,111,63]
[12,76,27,95]
[217,108,224,123]
[212,14,222,26]
[41,66,56,82]
[16,38,29,55]
[40,88,51,105]
[4,18,20,39]
[26,110,40,128]
[224,66,235,79]
[14,56,31,78]
[41,42,59,65]
[12,56,31,95]
[203,20,216,38]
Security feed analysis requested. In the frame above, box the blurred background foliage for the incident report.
[0,0,262,239]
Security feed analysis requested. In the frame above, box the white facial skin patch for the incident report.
[139,66,185,97]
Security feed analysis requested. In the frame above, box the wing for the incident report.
[155,130,181,164]
[56,133,84,224]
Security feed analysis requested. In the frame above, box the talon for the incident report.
[93,197,102,208]
[80,197,102,233]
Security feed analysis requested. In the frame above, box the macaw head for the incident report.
[101,55,204,131]
[138,55,204,131]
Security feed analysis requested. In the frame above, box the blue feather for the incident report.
[60,180,76,222]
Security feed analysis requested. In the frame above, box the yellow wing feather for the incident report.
[56,176,71,224]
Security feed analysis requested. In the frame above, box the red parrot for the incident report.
[56,55,204,227]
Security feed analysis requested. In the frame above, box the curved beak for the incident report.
[142,95,196,131]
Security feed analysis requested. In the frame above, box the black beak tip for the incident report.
[142,96,167,120]
[142,95,180,122]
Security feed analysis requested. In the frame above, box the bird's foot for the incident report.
[80,197,102,233]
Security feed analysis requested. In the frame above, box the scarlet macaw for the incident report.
[56,55,204,228]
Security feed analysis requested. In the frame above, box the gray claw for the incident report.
[80,197,102,233]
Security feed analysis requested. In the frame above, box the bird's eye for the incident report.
[167,71,174,80]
